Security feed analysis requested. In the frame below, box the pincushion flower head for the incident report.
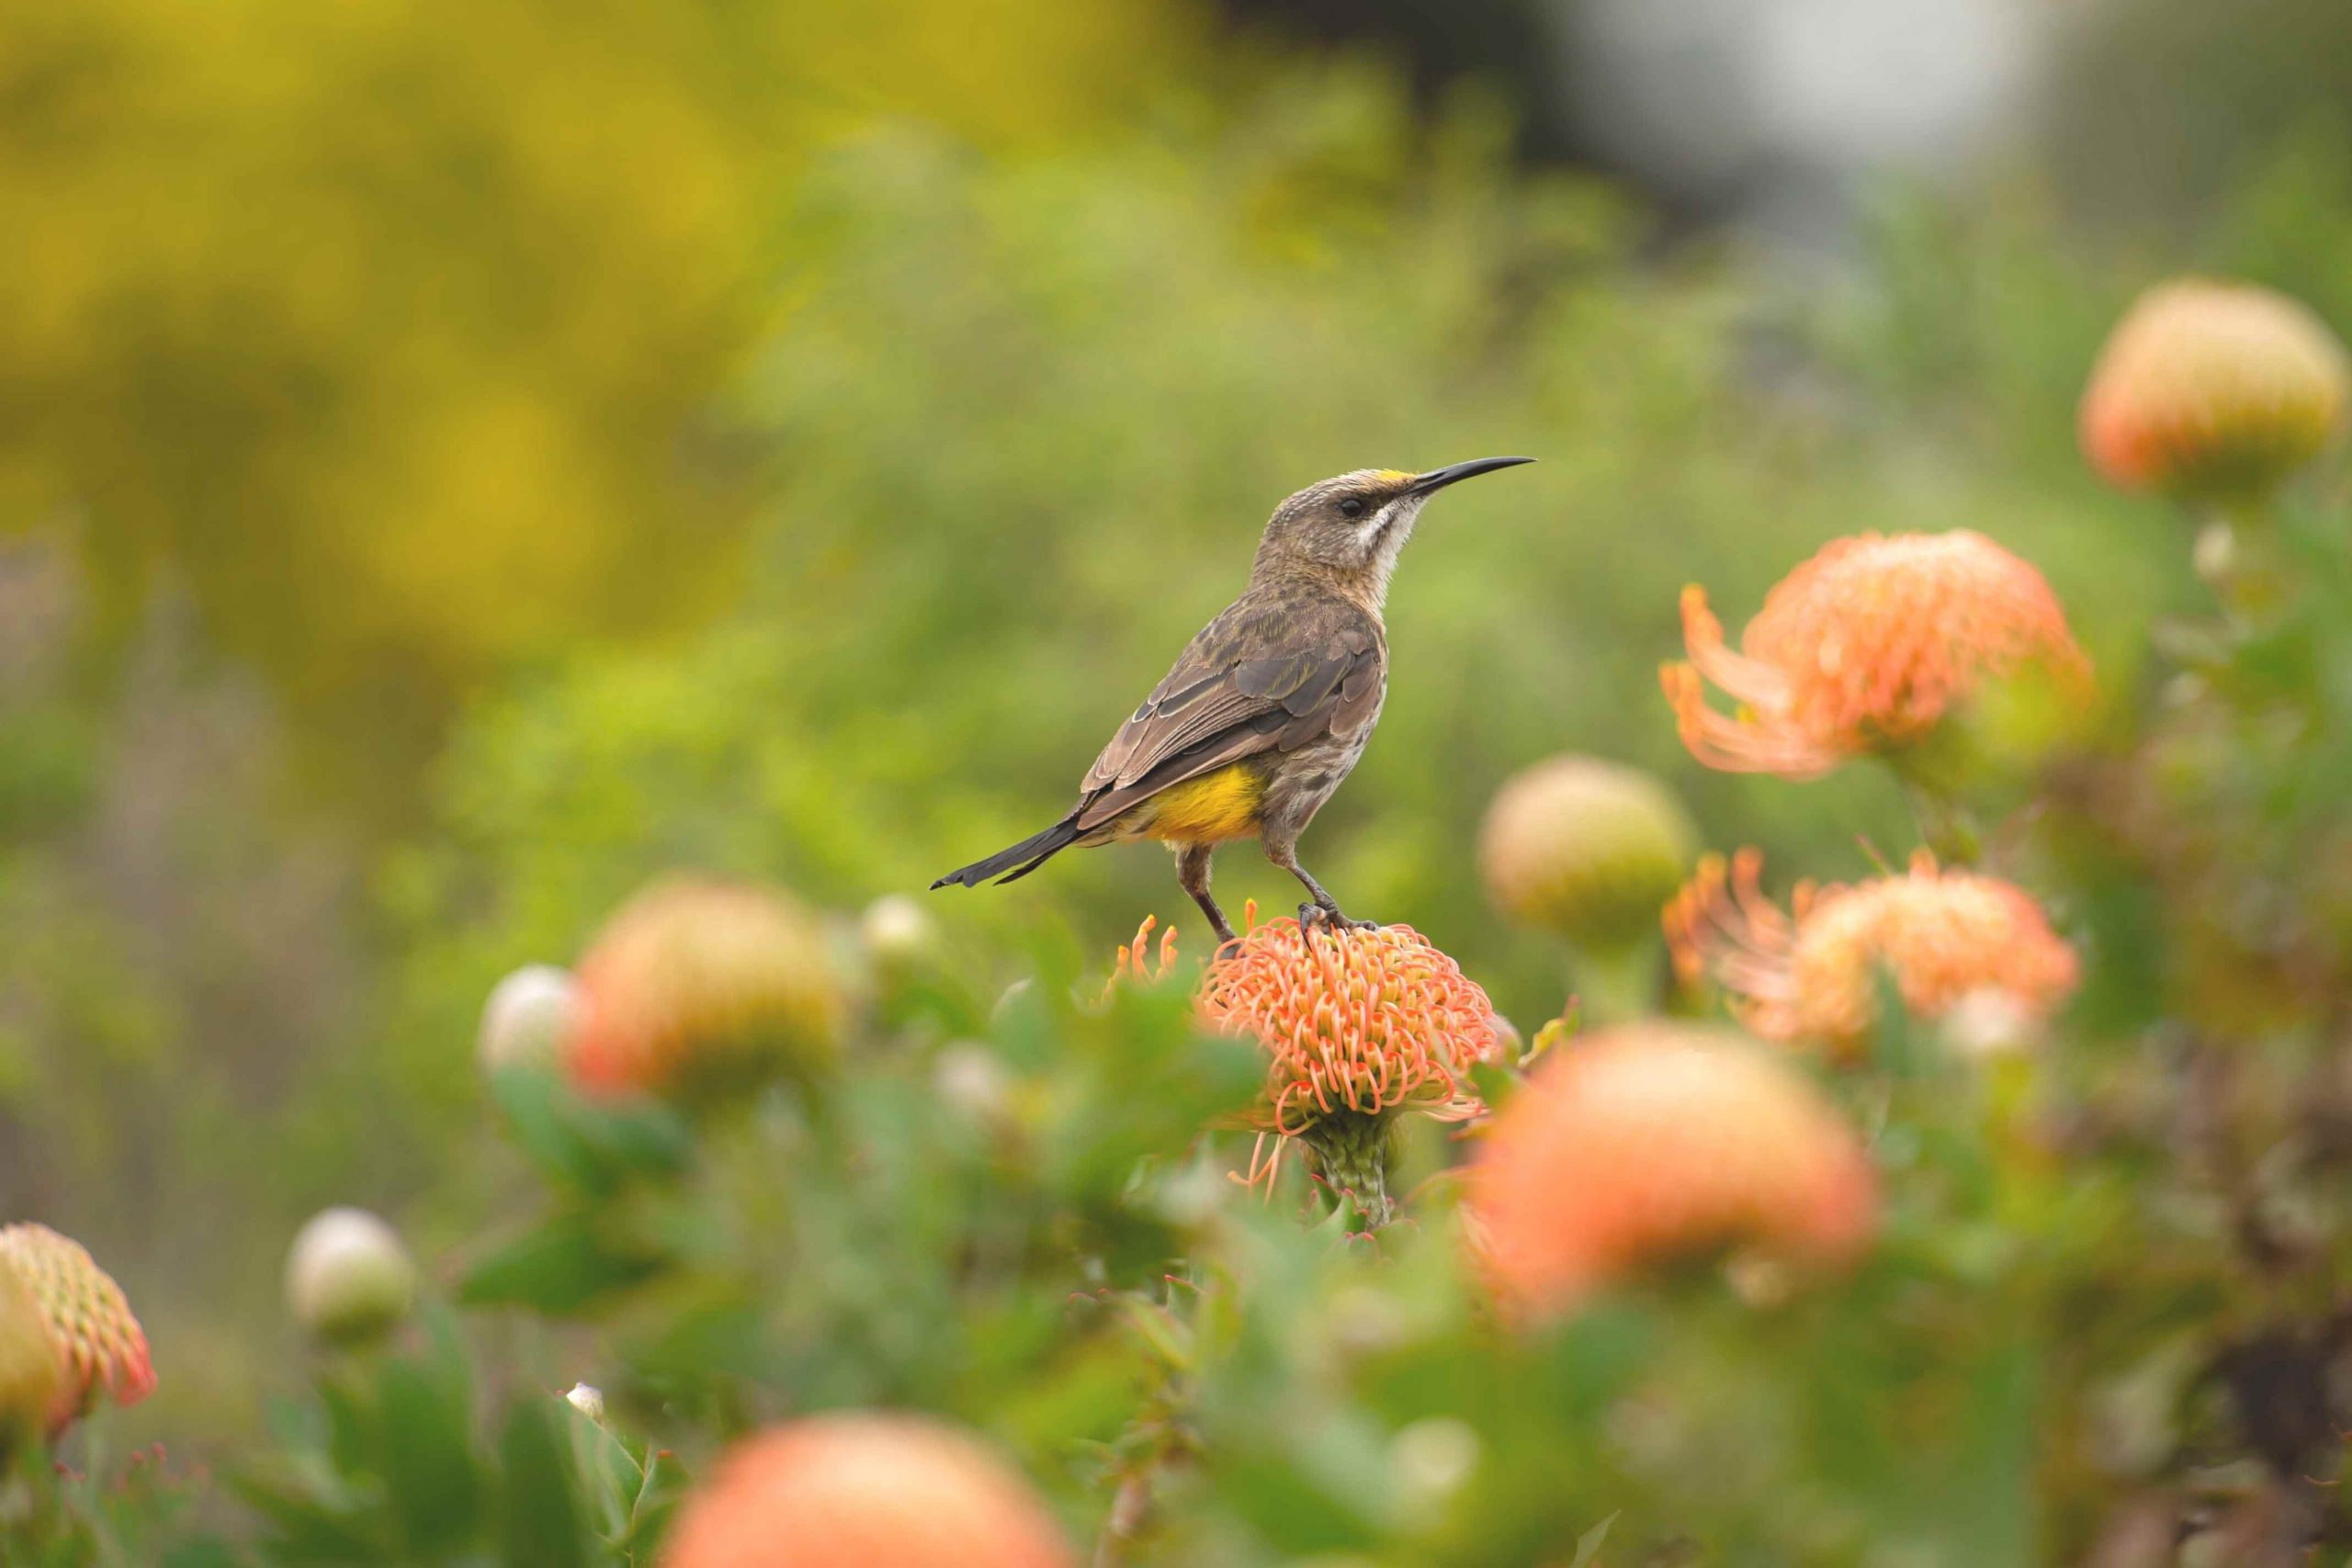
[567,875,844,1102]
[1662,531,2086,781]
[0,1256,63,1448]
[1196,907,1503,1226]
[1470,1023,1876,1318]
[2080,279,2349,498]
[0,1224,154,1436]
[662,1412,1074,1568]
[1666,849,2078,1051]
[1478,755,1694,954]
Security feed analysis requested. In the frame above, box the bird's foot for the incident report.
[1298,901,1380,938]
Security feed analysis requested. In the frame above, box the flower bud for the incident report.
[861,894,938,969]
[2081,278,2349,497]
[1479,756,1693,953]
[0,1224,153,1434]
[285,1208,416,1344]
[933,1042,1014,1127]
[664,1413,1074,1568]
[563,1382,605,1424]
[1388,1417,1480,1517]
[567,876,844,1101]
[477,964,579,1075]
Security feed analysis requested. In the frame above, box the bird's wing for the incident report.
[1075,590,1384,829]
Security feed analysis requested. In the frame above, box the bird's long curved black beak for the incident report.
[1407,456,1536,496]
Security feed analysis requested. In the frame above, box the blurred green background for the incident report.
[5,0,2351,1456]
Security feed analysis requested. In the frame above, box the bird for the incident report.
[931,457,1534,944]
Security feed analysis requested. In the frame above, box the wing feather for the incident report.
[1074,588,1384,827]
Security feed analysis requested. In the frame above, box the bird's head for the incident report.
[1251,457,1534,604]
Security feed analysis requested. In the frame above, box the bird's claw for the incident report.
[1298,902,1380,938]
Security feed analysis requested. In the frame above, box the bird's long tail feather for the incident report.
[931,817,1083,889]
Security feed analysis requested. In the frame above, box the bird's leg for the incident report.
[1261,832,1376,936]
[1173,841,1237,948]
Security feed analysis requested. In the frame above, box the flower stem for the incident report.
[1299,1112,1395,1229]
[2195,498,2287,630]
[1566,939,1661,1026]
[1900,775,1983,866]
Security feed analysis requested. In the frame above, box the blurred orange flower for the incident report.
[1666,849,2078,1049]
[1661,531,2086,780]
[567,876,843,1101]
[1470,1023,1876,1318]
[1197,907,1502,1219]
[2080,278,2349,497]
[0,1223,154,1436]
[663,1412,1074,1568]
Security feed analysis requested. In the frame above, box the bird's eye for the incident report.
[1338,498,1367,519]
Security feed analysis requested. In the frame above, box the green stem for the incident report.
[1299,1111,1395,1229]
[1566,938,1661,1026]
[1898,773,1982,866]
[2195,497,2287,629]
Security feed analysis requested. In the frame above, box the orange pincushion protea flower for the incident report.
[0,1224,154,1435]
[2080,279,2349,497]
[1661,531,2086,780]
[1196,907,1502,1224]
[1470,1023,1876,1317]
[567,875,843,1101]
[662,1413,1075,1568]
[1666,849,2078,1049]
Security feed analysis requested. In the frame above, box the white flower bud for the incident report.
[860,895,937,967]
[478,964,579,1074]
[286,1208,416,1343]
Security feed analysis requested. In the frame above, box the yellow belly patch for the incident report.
[1140,763,1266,842]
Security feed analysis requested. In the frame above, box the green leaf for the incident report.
[489,1068,690,1194]
[458,1212,664,1314]
[377,1357,484,1555]
[498,1400,588,1568]
[1569,1510,1617,1568]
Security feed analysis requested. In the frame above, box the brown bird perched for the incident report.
[932,458,1534,942]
